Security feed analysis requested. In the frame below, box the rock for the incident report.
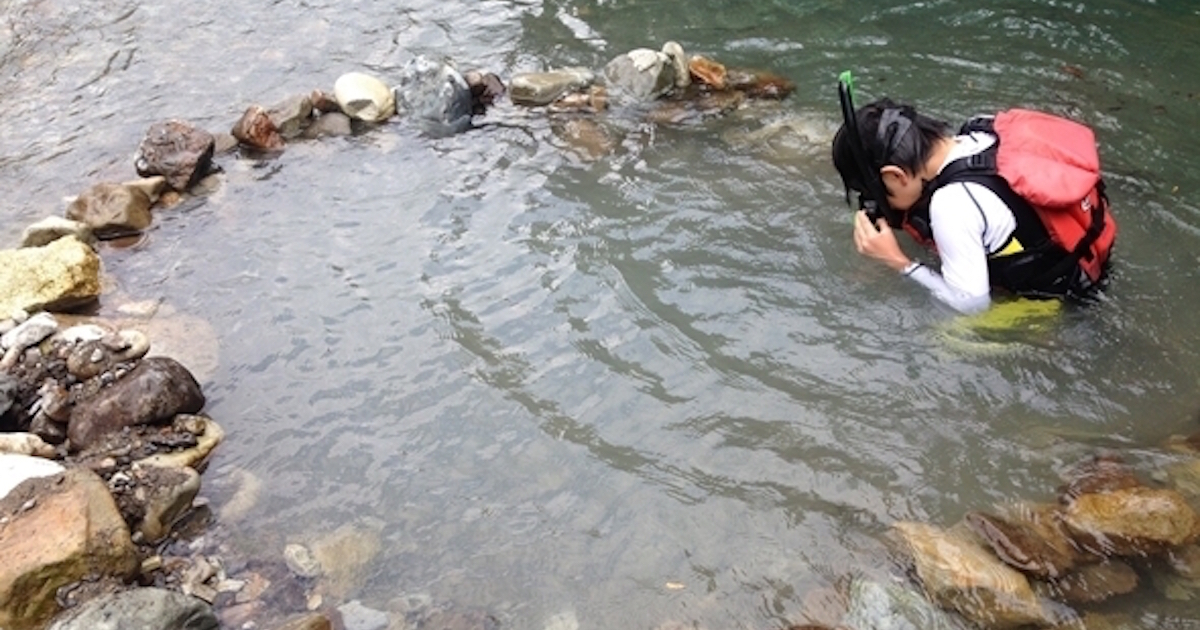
[1064,486,1199,557]
[267,94,315,139]
[0,432,55,458]
[337,600,388,630]
[65,329,150,380]
[0,372,14,419]
[892,521,1054,628]
[20,217,95,248]
[551,118,617,161]
[645,90,745,125]
[964,506,1080,579]
[67,356,206,451]
[0,236,102,318]
[726,68,796,100]
[334,72,395,123]
[134,120,216,192]
[509,68,594,106]
[548,85,608,114]
[0,453,64,499]
[392,55,473,136]
[232,105,286,151]
[463,70,505,114]
[302,112,353,139]
[136,415,224,470]
[136,464,201,542]
[122,175,169,203]
[63,182,152,239]
[0,468,138,630]
[310,88,342,114]
[603,47,679,103]
[1,311,58,353]
[688,55,727,90]
[840,575,964,630]
[1059,454,1142,502]
[309,521,382,598]
[284,543,322,578]
[662,41,690,89]
[270,612,333,630]
[46,587,218,630]
[1036,560,1139,604]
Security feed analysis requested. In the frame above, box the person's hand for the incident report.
[852,211,911,272]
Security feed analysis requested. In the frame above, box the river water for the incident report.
[4,0,1200,627]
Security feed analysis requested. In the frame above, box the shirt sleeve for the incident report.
[901,183,994,314]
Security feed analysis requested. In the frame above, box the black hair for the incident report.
[831,97,952,195]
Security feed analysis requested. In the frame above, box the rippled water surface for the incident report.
[4,0,1200,627]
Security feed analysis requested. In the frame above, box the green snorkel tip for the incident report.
[838,70,857,106]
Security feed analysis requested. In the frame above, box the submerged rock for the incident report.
[964,507,1080,579]
[392,55,474,136]
[840,575,966,630]
[46,587,218,630]
[65,182,153,239]
[1064,486,1199,557]
[892,521,1055,628]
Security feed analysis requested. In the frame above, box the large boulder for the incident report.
[392,55,473,136]
[892,521,1056,628]
[1063,487,1199,557]
[67,356,205,451]
[0,467,138,630]
[47,587,218,630]
[0,236,101,318]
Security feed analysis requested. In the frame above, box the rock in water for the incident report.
[392,55,473,136]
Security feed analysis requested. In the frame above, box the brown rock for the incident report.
[965,506,1080,579]
[0,468,137,630]
[67,356,205,451]
[232,105,286,151]
[1064,487,1200,557]
[134,120,216,192]
[892,521,1053,628]
[688,55,728,90]
[727,68,795,100]
[270,612,334,630]
[1037,560,1139,604]
[1059,454,1142,502]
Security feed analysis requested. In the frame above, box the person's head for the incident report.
[832,98,952,212]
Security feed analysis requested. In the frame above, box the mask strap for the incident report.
[876,108,913,165]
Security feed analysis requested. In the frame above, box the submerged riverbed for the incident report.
[4,0,1200,627]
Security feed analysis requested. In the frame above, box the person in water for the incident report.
[831,97,1114,314]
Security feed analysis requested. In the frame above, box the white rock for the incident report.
[0,453,64,500]
[334,72,396,123]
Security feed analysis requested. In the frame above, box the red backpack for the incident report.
[930,109,1117,287]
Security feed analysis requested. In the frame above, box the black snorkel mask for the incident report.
[837,71,903,229]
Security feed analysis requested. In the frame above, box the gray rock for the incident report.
[842,576,966,630]
[509,68,594,106]
[392,55,473,136]
[1,311,57,352]
[20,216,95,248]
[268,94,315,139]
[602,44,682,103]
[47,587,218,630]
[303,112,353,139]
[337,600,388,630]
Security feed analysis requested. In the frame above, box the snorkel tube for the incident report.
[837,71,900,228]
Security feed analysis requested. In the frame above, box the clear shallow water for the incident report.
[4,0,1200,627]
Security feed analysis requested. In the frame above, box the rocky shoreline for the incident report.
[4,44,1200,630]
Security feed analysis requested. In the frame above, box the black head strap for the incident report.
[876,108,913,165]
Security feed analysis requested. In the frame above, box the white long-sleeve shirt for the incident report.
[904,132,1018,314]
